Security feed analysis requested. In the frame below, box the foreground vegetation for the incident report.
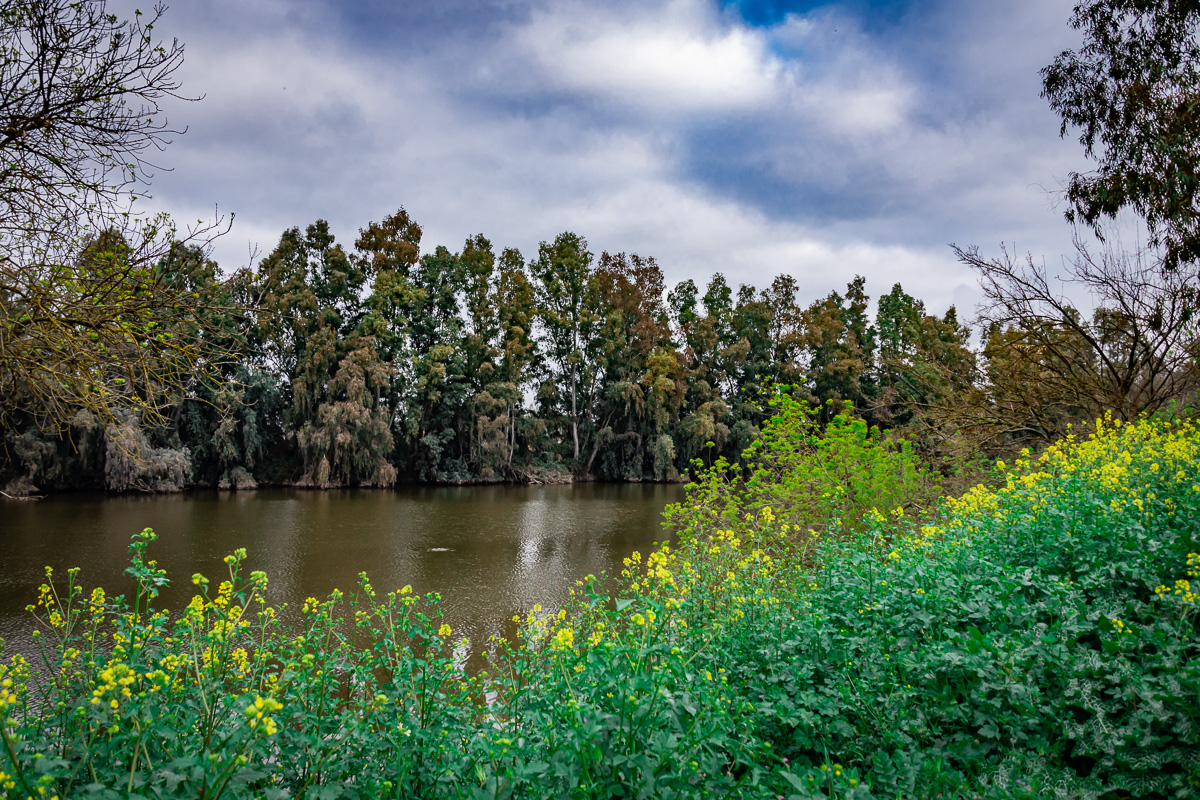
[1,401,1197,798]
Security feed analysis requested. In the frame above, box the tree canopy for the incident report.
[1043,0,1200,268]
[6,0,1200,494]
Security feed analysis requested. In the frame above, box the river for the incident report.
[0,483,684,669]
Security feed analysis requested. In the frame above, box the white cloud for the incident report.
[771,12,915,136]
[558,177,975,310]
[519,0,782,113]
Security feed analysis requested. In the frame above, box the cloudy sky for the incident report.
[137,0,1093,316]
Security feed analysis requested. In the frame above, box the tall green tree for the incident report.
[590,252,681,479]
[762,274,806,386]
[668,275,737,468]
[295,340,396,487]
[484,247,539,475]
[356,208,424,445]
[254,220,393,486]
[530,232,602,466]
[873,283,976,449]
[461,234,500,391]
[731,283,775,396]
[699,274,740,399]
[1043,0,1200,268]
[400,245,471,480]
[799,276,876,417]
[457,233,511,478]
[164,245,280,489]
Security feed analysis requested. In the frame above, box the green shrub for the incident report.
[663,391,941,549]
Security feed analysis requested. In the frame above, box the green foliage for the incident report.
[530,231,603,465]
[2,412,1199,798]
[798,276,876,418]
[664,390,941,545]
[874,283,975,433]
[1042,0,1200,269]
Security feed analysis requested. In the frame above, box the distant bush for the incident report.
[1,409,1197,798]
[664,392,942,550]
[104,419,191,492]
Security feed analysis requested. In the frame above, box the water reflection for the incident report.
[0,483,682,670]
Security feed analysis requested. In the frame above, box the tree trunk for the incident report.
[571,377,579,461]
[506,401,516,467]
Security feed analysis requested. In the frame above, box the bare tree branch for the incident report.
[951,229,1200,444]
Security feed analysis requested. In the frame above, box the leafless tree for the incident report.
[952,228,1200,443]
[0,0,187,234]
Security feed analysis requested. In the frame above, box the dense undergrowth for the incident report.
[1,400,1198,799]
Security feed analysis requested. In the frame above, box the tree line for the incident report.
[3,0,1199,494]
[3,209,979,492]
[6,202,1196,495]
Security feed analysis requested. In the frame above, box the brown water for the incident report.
[0,483,683,667]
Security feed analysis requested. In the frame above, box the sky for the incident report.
[133,0,1094,317]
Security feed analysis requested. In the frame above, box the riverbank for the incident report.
[2,413,1197,798]
[1,466,689,498]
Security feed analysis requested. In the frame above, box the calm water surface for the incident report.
[0,483,683,667]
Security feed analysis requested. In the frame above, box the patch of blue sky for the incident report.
[721,0,914,30]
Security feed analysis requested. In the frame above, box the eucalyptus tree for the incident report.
[356,207,423,454]
[479,246,538,475]
[799,276,876,417]
[160,244,278,489]
[530,231,603,466]
[872,283,975,451]
[699,274,740,400]
[668,276,732,467]
[731,283,775,393]
[667,277,713,409]
[590,251,682,479]
[762,274,806,386]
[461,234,500,390]
[1043,0,1200,269]
[255,220,394,486]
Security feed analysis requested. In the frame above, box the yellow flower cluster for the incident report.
[1153,551,1200,608]
[90,662,137,709]
[0,673,18,718]
[86,661,169,706]
[88,587,106,616]
[550,628,575,651]
[1156,577,1197,605]
[945,415,1199,546]
[243,694,283,736]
